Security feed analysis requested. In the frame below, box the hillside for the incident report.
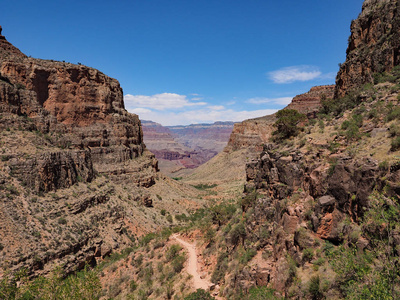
[0,26,204,281]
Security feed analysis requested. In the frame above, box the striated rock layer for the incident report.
[224,86,333,154]
[286,85,334,117]
[0,28,157,189]
[0,27,169,278]
[142,120,234,174]
[335,0,400,97]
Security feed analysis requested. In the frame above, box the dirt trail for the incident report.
[171,234,212,291]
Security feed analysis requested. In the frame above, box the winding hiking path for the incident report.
[171,234,212,291]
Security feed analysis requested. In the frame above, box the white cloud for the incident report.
[268,66,322,84]
[207,105,225,110]
[124,93,207,111]
[127,106,278,126]
[129,107,152,115]
[247,97,293,105]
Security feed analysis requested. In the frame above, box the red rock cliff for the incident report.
[0,27,157,188]
[335,0,400,97]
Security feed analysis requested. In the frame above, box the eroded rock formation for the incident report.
[335,0,400,97]
[0,27,157,189]
[286,85,334,117]
[0,27,164,277]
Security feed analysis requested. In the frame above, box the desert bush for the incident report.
[230,222,246,246]
[391,136,400,151]
[166,244,182,262]
[302,248,314,262]
[272,109,306,140]
[0,266,101,300]
[244,286,281,299]
[386,107,400,122]
[308,275,322,299]
[211,253,229,284]
[239,248,257,264]
[184,289,215,300]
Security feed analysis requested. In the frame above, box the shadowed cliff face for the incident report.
[335,0,400,97]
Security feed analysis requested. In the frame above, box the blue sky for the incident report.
[1,0,364,125]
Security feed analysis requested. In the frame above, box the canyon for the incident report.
[2,0,400,298]
[142,120,234,175]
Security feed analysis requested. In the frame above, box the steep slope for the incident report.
[192,0,400,298]
[0,27,202,278]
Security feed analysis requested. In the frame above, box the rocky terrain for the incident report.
[3,0,400,299]
[0,26,203,280]
[142,120,234,175]
[335,0,400,97]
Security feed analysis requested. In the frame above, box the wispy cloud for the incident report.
[246,97,293,105]
[268,65,322,84]
[124,93,207,111]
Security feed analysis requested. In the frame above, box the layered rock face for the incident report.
[0,27,163,277]
[168,122,235,153]
[335,0,400,97]
[234,144,399,293]
[224,86,334,154]
[142,120,234,173]
[224,115,276,153]
[0,28,157,188]
[286,85,334,117]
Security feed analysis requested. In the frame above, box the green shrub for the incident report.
[308,275,322,299]
[389,123,400,137]
[272,109,306,140]
[166,244,182,261]
[171,254,186,273]
[192,183,217,190]
[184,289,215,300]
[239,248,257,264]
[211,253,228,284]
[386,107,400,122]
[230,223,246,246]
[139,232,156,246]
[391,136,400,151]
[245,286,281,299]
[302,248,314,262]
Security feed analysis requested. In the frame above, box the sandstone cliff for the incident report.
[286,85,334,117]
[224,86,333,154]
[335,0,400,97]
[0,27,201,278]
[0,27,157,189]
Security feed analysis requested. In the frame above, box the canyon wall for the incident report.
[0,27,164,277]
[335,0,400,97]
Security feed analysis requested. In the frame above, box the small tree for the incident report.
[273,109,306,140]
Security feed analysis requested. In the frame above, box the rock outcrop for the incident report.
[224,115,276,153]
[0,27,157,189]
[335,0,400,97]
[286,85,335,117]
[0,27,171,278]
